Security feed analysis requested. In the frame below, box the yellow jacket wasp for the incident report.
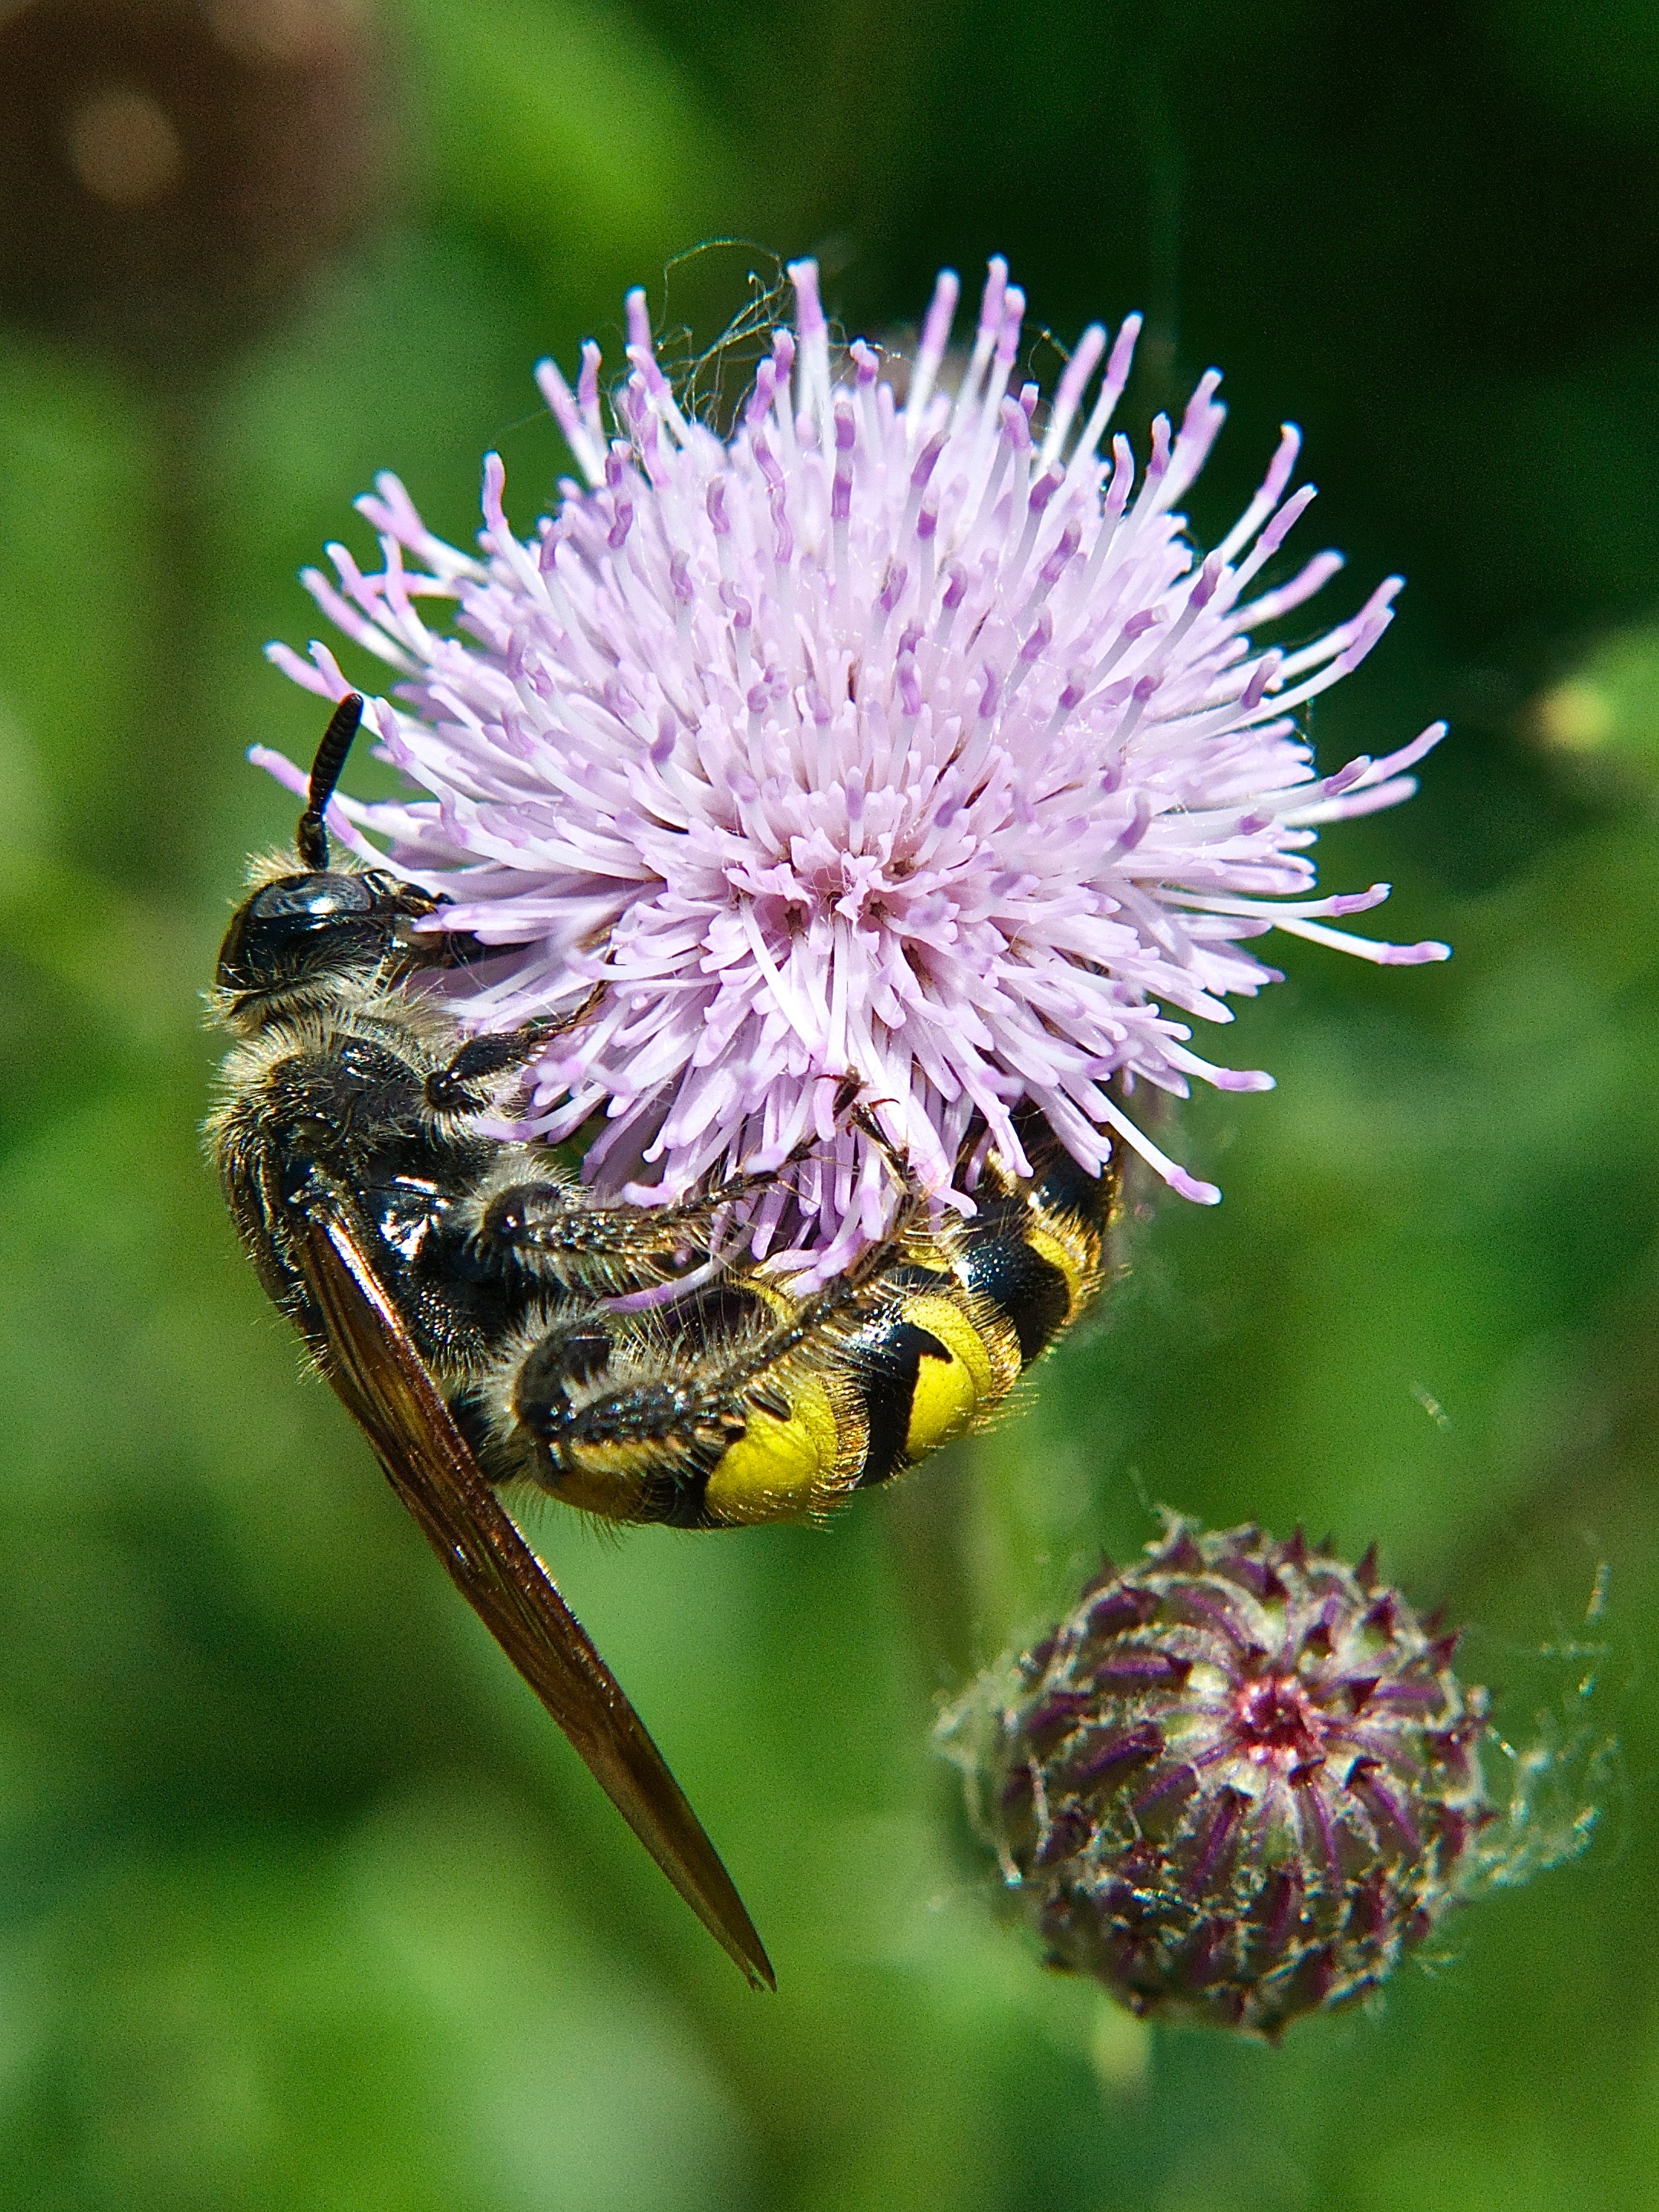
[210,695,1119,1983]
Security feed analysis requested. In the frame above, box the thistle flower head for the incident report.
[940,1518,1490,2036]
[266,259,1447,1271]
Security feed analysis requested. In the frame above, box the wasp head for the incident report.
[217,694,484,1016]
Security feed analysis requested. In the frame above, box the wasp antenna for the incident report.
[296,692,365,869]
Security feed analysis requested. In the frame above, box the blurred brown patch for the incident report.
[0,0,394,376]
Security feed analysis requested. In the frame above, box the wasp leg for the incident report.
[466,1066,881,1305]
[511,1271,875,1527]
[515,1316,618,1405]
[510,1305,747,1526]
[471,1112,849,1297]
[424,987,605,1113]
[472,1179,766,1300]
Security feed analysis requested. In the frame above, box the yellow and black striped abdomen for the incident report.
[515,1134,1120,1530]
[692,1266,1025,1525]
[699,1134,1120,1523]
[832,1134,1120,1497]
[963,1130,1116,1343]
[838,1270,1023,1490]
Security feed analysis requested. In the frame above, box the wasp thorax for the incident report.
[950,1517,1491,2037]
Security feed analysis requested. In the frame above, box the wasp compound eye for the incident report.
[251,874,379,925]
[940,1517,1497,2037]
[216,869,394,993]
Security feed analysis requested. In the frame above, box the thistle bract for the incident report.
[941,1519,1489,2036]
[266,259,1447,1273]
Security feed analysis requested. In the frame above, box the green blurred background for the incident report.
[0,0,1654,2204]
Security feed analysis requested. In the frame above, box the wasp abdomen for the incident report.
[498,1144,1120,1530]
[851,1315,957,1488]
[844,1281,1016,1490]
[957,1205,1074,1360]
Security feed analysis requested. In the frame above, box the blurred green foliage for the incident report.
[0,1,1657,2206]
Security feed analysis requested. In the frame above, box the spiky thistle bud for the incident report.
[941,1517,1491,2037]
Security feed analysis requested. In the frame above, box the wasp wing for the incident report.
[298,1198,774,1991]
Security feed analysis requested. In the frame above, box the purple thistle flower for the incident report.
[940,1518,1492,2036]
[262,258,1447,1270]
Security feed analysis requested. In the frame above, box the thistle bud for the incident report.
[943,1517,1491,2037]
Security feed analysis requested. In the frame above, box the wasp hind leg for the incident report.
[471,1177,774,1303]
[461,1063,876,1301]
[503,1261,875,1528]
[512,1321,747,1528]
